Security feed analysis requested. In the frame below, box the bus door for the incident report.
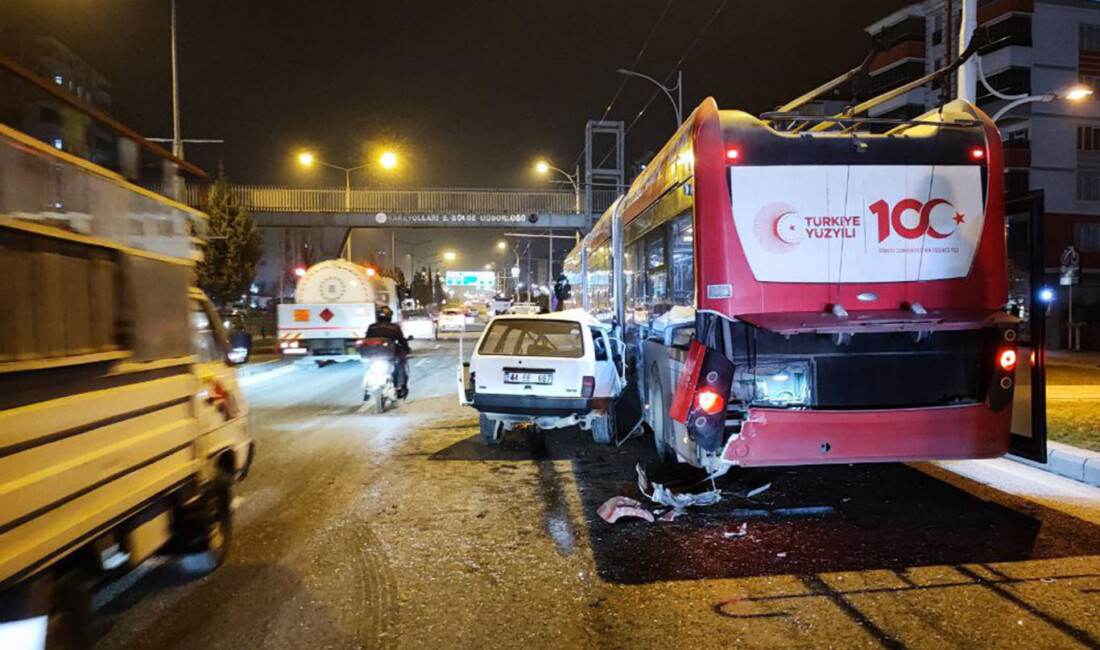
[1006,190,1047,462]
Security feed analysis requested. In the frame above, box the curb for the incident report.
[1011,441,1100,487]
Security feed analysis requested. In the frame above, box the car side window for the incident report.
[590,327,609,361]
[190,302,222,363]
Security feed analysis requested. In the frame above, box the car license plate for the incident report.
[504,371,552,385]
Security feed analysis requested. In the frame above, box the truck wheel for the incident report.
[649,367,675,464]
[181,471,233,575]
[46,572,92,650]
[479,414,503,446]
[591,410,614,445]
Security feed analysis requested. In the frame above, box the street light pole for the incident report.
[617,68,683,126]
[170,0,182,159]
[535,162,581,214]
[977,57,1094,121]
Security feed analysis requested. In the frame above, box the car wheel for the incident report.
[46,572,92,650]
[649,366,675,464]
[591,410,614,445]
[180,470,233,575]
[479,414,503,446]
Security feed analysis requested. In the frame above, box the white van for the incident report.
[461,310,623,445]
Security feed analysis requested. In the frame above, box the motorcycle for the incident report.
[359,338,399,414]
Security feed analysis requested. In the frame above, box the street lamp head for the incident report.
[535,161,550,174]
[497,240,507,250]
[379,151,398,170]
[443,251,457,262]
[1061,85,1094,101]
[297,152,314,167]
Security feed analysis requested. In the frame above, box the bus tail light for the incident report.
[999,349,1017,372]
[582,376,595,398]
[697,389,724,415]
[726,146,741,162]
[970,147,985,161]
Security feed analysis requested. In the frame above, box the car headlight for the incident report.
[733,362,811,407]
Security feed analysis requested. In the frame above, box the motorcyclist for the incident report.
[366,306,410,399]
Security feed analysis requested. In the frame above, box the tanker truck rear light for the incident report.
[999,348,1017,372]
[696,388,724,415]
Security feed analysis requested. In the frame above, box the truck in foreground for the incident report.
[0,115,252,647]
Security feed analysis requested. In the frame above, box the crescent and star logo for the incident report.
[753,199,966,253]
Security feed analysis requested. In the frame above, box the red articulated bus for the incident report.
[565,97,1017,473]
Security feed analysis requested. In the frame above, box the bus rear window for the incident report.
[478,319,584,358]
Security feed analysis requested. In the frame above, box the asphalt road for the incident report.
[93,341,1100,649]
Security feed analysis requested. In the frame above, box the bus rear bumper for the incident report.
[723,403,1010,467]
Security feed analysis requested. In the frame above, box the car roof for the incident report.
[489,309,609,329]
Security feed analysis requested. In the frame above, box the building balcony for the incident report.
[870,41,926,73]
[978,0,1034,25]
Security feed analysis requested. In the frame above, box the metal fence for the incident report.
[182,184,619,215]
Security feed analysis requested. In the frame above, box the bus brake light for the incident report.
[999,349,1017,372]
[970,147,985,160]
[697,389,724,415]
[726,147,740,161]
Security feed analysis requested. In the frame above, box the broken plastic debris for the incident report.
[636,463,721,512]
[597,496,655,524]
[657,509,681,522]
[722,522,748,538]
[747,482,772,498]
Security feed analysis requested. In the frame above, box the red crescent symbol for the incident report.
[923,199,956,239]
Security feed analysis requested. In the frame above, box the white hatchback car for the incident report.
[437,307,466,333]
[461,310,623,445]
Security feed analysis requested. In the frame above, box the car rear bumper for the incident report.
[470,393,610,417]
[722,402,1011,467]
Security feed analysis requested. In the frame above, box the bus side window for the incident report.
[668,213,694,307]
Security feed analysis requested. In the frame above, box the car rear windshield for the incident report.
[478,319,584,358]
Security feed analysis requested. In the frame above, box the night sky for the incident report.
[2,0,916,189]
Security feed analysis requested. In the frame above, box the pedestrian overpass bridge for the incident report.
[191,185,618,292]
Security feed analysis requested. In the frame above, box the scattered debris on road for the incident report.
[597,496,655,523]
[636,463,722,512]
[723,522,749,538]
[747,482,772,498]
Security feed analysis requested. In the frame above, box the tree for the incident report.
[433,272,446,305]
[382,267,408,300]
[410,267,432,307]
[195,164,263,308]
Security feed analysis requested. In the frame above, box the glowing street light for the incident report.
[1063,85,1094,102]
[379,151,398,170]
[443,251,457,262]
[298,151,314,167]
[496,240,507,250]
[534,160,581,214]
[295,148,400,211]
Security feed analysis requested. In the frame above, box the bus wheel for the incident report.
[479,414,503,446]
[649,368,674,464]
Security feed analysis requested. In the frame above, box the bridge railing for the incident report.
[182,184,619,215]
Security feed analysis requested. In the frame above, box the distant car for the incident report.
[460,310,624,446]
[400,309,436,340]
[437,307,466,333]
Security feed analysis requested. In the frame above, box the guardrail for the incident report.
[182,184,620,215]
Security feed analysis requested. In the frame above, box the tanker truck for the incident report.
[277,259,400,365]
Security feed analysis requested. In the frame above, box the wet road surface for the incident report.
[94,341,1100,649]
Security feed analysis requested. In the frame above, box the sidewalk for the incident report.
[1015,351,1100,487]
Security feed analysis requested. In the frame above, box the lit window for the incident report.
[54,75,63,85]
[53,139,63,150]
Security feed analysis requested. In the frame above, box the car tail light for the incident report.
[582,376,595,398]
[696,388,724,415]
[999,349,1017,372]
